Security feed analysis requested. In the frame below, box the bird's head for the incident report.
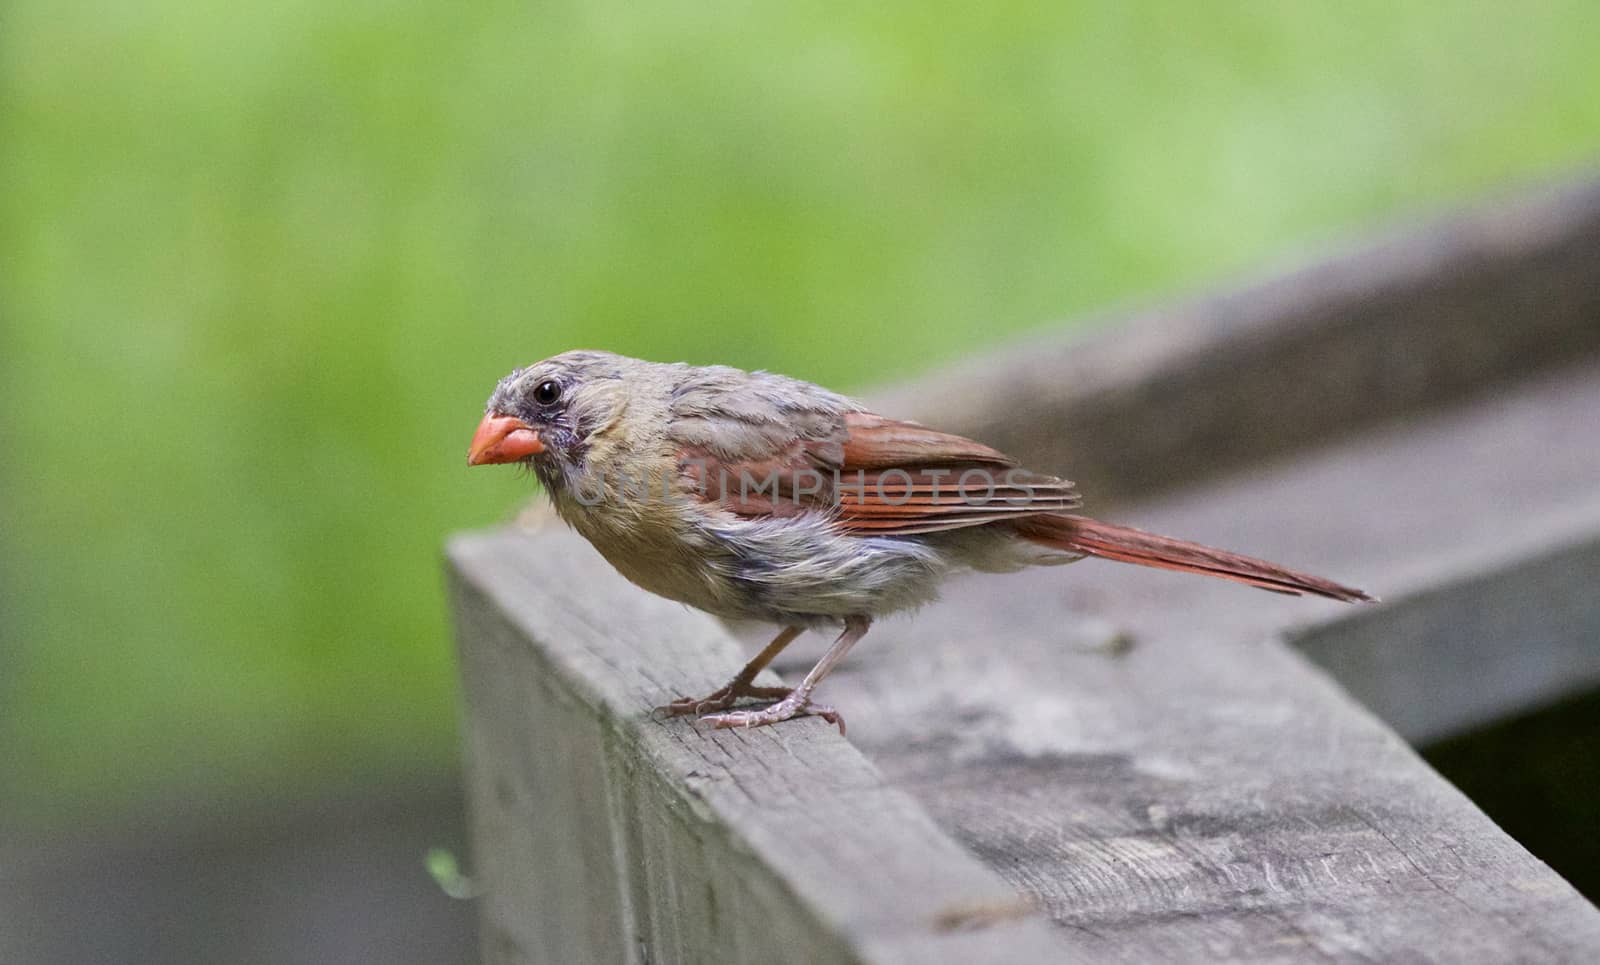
[468,350,636,484]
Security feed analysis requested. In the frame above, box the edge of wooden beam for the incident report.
[1295,514,1600,744]
[869,175,1600,504]
[446,525,1073,965]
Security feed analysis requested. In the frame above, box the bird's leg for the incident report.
[657,625,805,717]
[701,616,870,735]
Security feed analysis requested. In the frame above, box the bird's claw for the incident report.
[656,683,791,718]
[700,693,845,735]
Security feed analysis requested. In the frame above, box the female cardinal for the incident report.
[469,350,1369,732]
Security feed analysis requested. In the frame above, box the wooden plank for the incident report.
[809,361,1600,962]
[447,531,1071,965]
[869,178,1600,505]
[1296,528,1600,744]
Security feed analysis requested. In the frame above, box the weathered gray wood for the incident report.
[869,178,1600,505]
[449,176,1600,963]
[811,359,1600,963]
[1296,527,1600,745]
[448,531,1071,965]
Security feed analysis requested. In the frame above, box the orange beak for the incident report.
[468,413,544,465]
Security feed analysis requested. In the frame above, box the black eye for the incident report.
[533,380,561,405]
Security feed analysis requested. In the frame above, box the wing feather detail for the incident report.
[676,408,1078,537]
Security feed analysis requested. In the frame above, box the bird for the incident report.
[468,350,1371,733]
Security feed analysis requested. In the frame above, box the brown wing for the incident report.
[679,411,1079,536]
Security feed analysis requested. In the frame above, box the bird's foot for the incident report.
[656,682,791,718]
[700,691,845,735]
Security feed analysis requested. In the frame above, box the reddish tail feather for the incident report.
[1017,515,1372,603]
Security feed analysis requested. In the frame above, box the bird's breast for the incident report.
[551,487,738,613]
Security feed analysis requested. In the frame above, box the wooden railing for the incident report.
[449,178,1600,964]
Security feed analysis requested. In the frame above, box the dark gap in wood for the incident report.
[1423,687,1600,902]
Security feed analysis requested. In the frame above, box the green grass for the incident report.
[3,0,1598,822]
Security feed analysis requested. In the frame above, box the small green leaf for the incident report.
[426,847,480,900]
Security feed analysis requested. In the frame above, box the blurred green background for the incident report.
[4,1,1599,825]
